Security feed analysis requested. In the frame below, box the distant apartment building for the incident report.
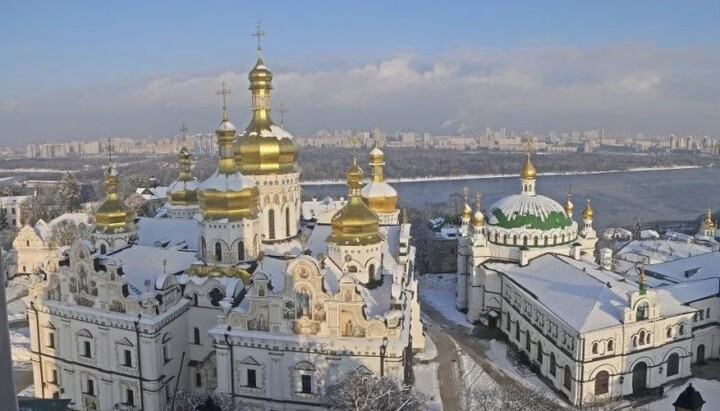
[0,195,30,228]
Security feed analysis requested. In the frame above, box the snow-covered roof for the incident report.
[486,254,693,333]
[616,239,711,265]
[0,195,30,206]
[361,181,397,199]
[640,229,660,240]
[167,179,199,194]
[35,212,93,243]
[136,186,168,200]
[106,246,198,295]
[301,197,346,220]
[136,217,199,250]
[646,252,720,283]
[217,120,236,132]
[199,170,256,192]
[261,238,304,257]
[657,279,720,304]
[247,125,294,140]
[487,194,573,230]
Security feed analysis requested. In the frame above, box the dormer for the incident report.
[622,290,660,323]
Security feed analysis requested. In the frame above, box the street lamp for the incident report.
[673,383,705,411]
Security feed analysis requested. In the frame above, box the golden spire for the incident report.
[564,185,574,216]
[520,140,537,180]
[236,25,298,176]
[94,154,134,234]
[361,143,398,214]
[473,192,485,227]
[168,123,197,206]
[369,142,385,183]
[461,186,472,219]
[582,191,594,220]
[702,207,715,230]
[327,156,383,246]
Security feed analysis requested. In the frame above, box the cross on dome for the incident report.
[180,122,188,142]
[277,103,288,127]
[105,138,115,162]
[217,81,231,121]
[253,22,266,55]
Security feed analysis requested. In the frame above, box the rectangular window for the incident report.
[83,341,91,358]
[301,375,312,394]
[195,373,202,387]
[51,369,58,384]
[247,369,257,388]
[86,379,95,396]
[123,349,132,367]
[48,332,55,349]
[163,344,171,364]
[125,389,134,406]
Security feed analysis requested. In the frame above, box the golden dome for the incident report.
[362,144,398,214]
[582,195,594,220]
[564,186,574,216]
[94,163,135,234]
[462,202,472,220]
[473,192,485,227]
[701,208,715,230]
[520,152,537,180]
[327,157,383,246]
[198,87,260,222]
[235,57,298,175]
[167,144,198,206]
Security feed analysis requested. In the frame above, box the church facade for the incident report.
[26,49,422,411]
[456,156,702,406]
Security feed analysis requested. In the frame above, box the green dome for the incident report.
[488,194,573,231]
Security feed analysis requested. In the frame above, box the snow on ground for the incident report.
[415,329,437,362]
[419,274,472,329]
[484,339,563,402]
[413,362,442,411]
[17,385,35,397]
[646,378,720,411]
[5,276,30,322]
[458,350,499,410]
[11,327,32,366]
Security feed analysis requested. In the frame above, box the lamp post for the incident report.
[673,383,705,411]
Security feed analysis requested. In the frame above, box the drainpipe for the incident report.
[134,314,144,411]
[380,337,388,377]
[224,326,235,398]
[30,300,45,398]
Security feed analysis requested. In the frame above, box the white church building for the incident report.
[26,49,422,411]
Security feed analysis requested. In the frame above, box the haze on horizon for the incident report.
[1,0,718,145]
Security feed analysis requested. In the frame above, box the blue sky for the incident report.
[1,1,718,143]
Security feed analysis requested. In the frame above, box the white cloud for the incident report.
[0,44,718,143]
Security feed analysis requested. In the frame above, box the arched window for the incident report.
[513,235,517,245]
[679,324,685,335]
[595,371,609,395]
[544,236,548,246]
[503,234,508,244]
[666,327,672,338]
[506,313,511,331]
[523,236,528,246]
[564,365,571,389]
[632,336,638,347]
[26,240,30,247]
[553,234,557,245]
[237,241,244,261]
[193,328,201,345]
[639,331,645,345]
[592,342,598,354]
[201,237,206,258]
[667,353,679,376]
[636,302,649,321]
[607,340,614,351]
[537,341,543,363]
[646,333,651,344]
[285,208,291,238]
[214,242,222,262]
[208,288,223,307]
[268,209,276,240]
[533,237,538,246]
[368,264,375,280]
[550,353,557,376]
[348,265,358,273]
[100,244,107,254]
[525,330,531,351]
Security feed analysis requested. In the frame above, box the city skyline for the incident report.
[1,1,718,143]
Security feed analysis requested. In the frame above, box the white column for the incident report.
[215,344,231,393]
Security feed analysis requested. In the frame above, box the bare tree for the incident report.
[324,369,428,411]
[165,387,244,411]
[465,384,560,411]
[49,220,89,248]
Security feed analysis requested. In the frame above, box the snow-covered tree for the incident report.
[19,196,47,226]
[124,192,146,217]
[57,172,81,212]
[0,206,9,231]
[323,369,428,411]
[164,387,243,411]
[49,220,89,248]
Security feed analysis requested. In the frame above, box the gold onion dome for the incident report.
[564,188,574,216]
[327,156,384,245]
[167,143,198,206]
[94,163,135,233]
[520,152,537,180]
[361,144,398,214]
[235,57,298,175]
[473,193,485,227]
[582,196,594,220]
[702,208,715,230]
[198,85,259,222]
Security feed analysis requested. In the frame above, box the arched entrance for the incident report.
[632,361,647,393]
[697,345,706,364]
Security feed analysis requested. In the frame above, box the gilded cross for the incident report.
[277,103,288,127]
[105,138,115,162]
[475,192,482,209]
[463,186,469,202]
[217,81,231,120]
[567,184,573,199]
[252,22,266,54]
[524,138,534,154]
[179,122,188,142]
